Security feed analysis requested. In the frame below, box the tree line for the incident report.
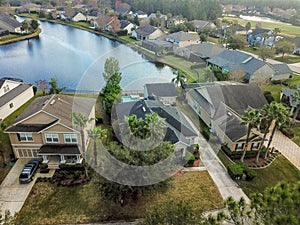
[122,0,222,21]
[219,0,300,10]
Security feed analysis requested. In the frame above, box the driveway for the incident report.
[0,159,37,216]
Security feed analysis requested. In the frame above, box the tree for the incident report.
[223,197,252,225]
[272,27,281,48]
[261,32,270,46]
[275,41,295,58]
[49,77,66,94]
[264,102,290,158]
[172,70,187,87]
[227,34,247,50]
[245,21,251,33]
[0,209,17,225]
[35,79,48,95]
[102,57,120,81]
[291,89,300,124]
[133,15,139,26]
[240,109,260,162]
[71,113,90,156]
[87,126,107,166]
[21,21,29,32]
[30,20,39,31]
[258,46,275,61]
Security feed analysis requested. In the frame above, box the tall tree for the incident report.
[227,34,247,50]
[245,21,251,33]
[264,102,290,158]
[35,80,48,95]
[258,46,275,61]
[102,57,120,81]
[272,27,281,48]
[49,77,66,94]
[87,126,107,166]
[172,70,187,87]
[71,113,90,156]
[240,109,260,162]
[275,41,295,58]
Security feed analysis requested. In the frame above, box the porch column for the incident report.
[60,155,66,164]
[42,155,48,163]
[76,155,81,164]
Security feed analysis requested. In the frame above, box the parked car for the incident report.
[19,160,40,184]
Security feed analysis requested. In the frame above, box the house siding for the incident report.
[148,29,164,40]
[158,96,176,105]
[249,64,274,84]
[23,112,57,124]
[0,86,34,120]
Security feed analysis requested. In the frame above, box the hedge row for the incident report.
[227,163,256,181]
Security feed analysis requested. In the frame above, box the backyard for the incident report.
[17,171,223,224]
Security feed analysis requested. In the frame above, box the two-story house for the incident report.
[5,94,96,168]
[0,78,34,121]
[144,83,177,105]
[165,31,200,47]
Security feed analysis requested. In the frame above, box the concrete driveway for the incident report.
[0,159,37,216]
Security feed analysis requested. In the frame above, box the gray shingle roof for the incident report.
[145,83,177,97]
[166,31,199,42]
[0,13,20,32]
[272,63,292,75]
[0,83,32,107]
[191,20,210,28]
[250,28,271,36]
[187,42,225,59]
[135,25,157,36]
[120,20,131,29]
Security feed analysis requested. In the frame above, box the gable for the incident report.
[44,123,75,133]
[22,111,57,125]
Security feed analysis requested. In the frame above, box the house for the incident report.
[63,7,76,21]
[131,25,164,40]
[191,20,217,32]
[166,16,184,28]
[148,13,167,21]
[281,85,300,120]
[0,13,21,33]
[144,83,177,105]
[271,64,292,81]
[113,99,197,154]
[5,94,96,168]
[0,78,34,121]
[187,42,226,62]
[247,28,274,47]
[133,10,148,19]
[120,20,135,34]
[142,39,173,53]
[86,11,100,22]
[207,49,274,84]
[72,12,87,22]
[95,15,121,32]
[165,31,200,47]
[186,82,267,152]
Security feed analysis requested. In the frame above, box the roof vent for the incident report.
[242,57,253,64]
[227,111,232,116]
[142,107,146,112]
[42,99,49,105]
[50,100,56,105]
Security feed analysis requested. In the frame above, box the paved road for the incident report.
[267,130,300,170]
[0,159,37,216]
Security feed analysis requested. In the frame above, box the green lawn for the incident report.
[274,56,300,64]
[292,124,300,146]
[119,35,137,43]
[237,155,300,196]
[17,171,223,224]
[223,16,300,37]
[0,28,41,45]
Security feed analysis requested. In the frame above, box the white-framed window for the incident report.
[45,133,59,143]
[64,134,78,143]
[3,85,10,93]
[236,143,244,150]
[252,142,259,150]
[18,133,33,142]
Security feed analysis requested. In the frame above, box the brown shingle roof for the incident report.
[38,144,80,154]
[0,83,32,107]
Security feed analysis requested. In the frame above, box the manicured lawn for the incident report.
[17,171,223,224]
[237,155,300,196]
[292,124,300,146]
[119,35,137,43]
[223,16,300,37]
[274,55,300,64]
[0,28,41,45]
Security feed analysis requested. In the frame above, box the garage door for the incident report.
[16,149,39,158]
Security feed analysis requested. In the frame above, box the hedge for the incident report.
[58,164,85,171]
[227,164,243,180]
[185,150,195,167]
[221,145,266,160]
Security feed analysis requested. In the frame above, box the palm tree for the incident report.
[240,109,260,163]
[88,127,107,166]
[264,102,290,159]
[291,89,300,125]
[261,32,269,46]
[172,70,187,88]
[272,28,281,49]
[71,113,90,156]
[255,104,273,164]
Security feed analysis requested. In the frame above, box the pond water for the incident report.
[239,15,292,25]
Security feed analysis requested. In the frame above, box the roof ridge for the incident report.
[42,94,55,110]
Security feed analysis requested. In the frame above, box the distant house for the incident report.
[86,11,100,22]
[207,49,274,84]
[142,39,173,53]
[95,15,121,33]
[166,16,184,28]
[281,85,300,120]
[247,28,274,47]
[144,83,177,105]
[0,13,21,33]
[191,20,216,32]
[133,10,148,19]
[186,82,267,152]
[120,20,135,34]
[131,25,164,40]
[63,7,76,21]
[72,12,87,22]
[5,94,96,167]
[187,42,226,62]
[165,31,200,47]
[271,64,292,81]
[113,99,197,154]
[0,78,34,121]
[148,13,167,21]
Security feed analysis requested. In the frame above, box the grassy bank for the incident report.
[18,171,223,224]
[0,28,41,45]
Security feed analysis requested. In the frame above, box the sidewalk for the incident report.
[267,130,300,170]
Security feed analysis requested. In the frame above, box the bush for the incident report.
[58,164,85,171]
[242,165,257,181]
[185,151,195,167]
[201,127,211,140]
[264,91,275,103]
[227,164,244,180]
[40,163,48,169]
[117,29,128,36]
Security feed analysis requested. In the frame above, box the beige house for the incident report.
[166,31,200,47]
[0,79,34,121]
[186,82,267,152]
[72,12,87,22]
[131,25,164,40]
[5,94,96,168]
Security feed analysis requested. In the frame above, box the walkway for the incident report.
[182,113,250,204]
[267,130,300,170]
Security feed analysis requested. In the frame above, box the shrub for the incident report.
[58,164,85,171]
[185,151,195,167]
[117,29,128,36]
[264,91,275,103]
[201,127,211,140]
[227,164,243,180]
[242,165,257,181]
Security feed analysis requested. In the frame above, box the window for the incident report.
[9,103,14,108]
[45,133,59,143]
[18,133,33,142]
[236,143,244,150]
[3,85,10,93]
[252,142,259,150]
[64,134,78,143]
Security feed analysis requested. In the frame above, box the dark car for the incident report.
[19,160,40,184]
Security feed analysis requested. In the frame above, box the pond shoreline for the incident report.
[0,28,42,45]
